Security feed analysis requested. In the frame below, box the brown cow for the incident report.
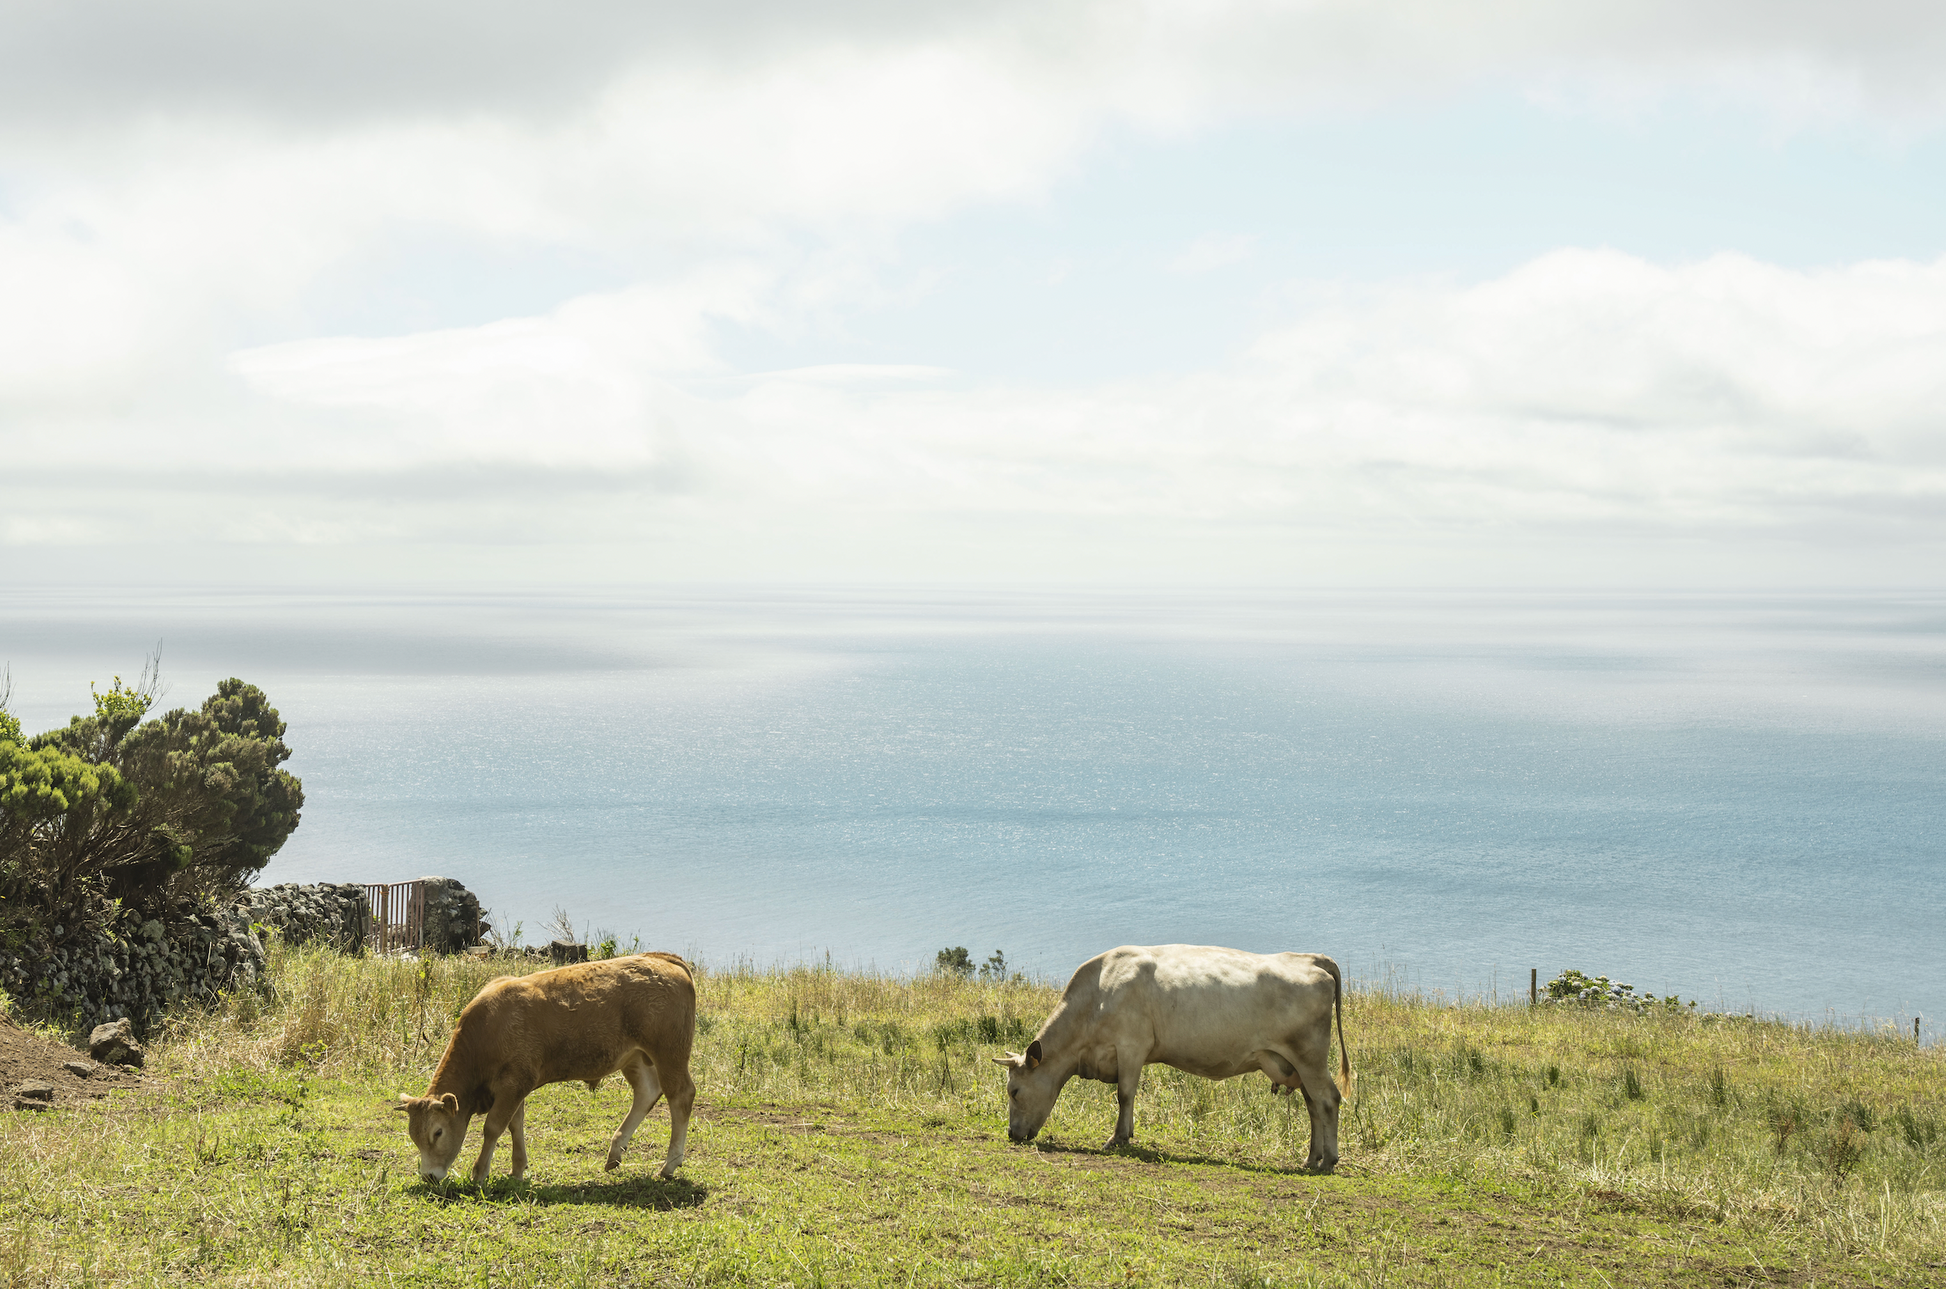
[395,952,696,1184]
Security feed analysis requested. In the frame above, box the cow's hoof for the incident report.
[1104,1137,1132,1150]
[658,1166,678,1180]
[604,1156,621,1172]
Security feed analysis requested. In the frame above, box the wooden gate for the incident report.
[363,881,425,955]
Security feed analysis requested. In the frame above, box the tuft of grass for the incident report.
[1706,1062,1731,1107]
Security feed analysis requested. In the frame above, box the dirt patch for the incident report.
[0,1012,137,1109]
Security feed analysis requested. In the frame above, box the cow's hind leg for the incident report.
[606,1056,663,1172]
[508,1099,528,1180]
[656,1053,696,1179]
[1288,1045,1342,1173]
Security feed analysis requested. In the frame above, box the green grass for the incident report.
[2,942,1942,1285]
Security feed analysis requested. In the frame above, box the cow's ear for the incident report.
[1026,1040,1043,1070]
[438,1093,460,1114]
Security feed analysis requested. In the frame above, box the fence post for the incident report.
[1918,1017,1923,1045]
[1530,968,1537,1006]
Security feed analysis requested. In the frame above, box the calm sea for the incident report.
[4,588,1942,1036]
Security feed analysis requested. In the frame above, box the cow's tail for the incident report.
[1319,955,1355,1101]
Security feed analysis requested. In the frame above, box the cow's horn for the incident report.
[991,1053,1018,1067]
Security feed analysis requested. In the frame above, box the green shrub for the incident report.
[2,665,303,926]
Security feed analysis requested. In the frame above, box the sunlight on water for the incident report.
[4,588,1942,1033]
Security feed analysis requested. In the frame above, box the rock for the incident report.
[548,940,588,966]
[89,1018,146,1068]
[420,877,486,955]
[15,1081,55,1101]
[61,1060,94,1078]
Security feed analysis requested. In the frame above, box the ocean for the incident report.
[4,587,1942,1036]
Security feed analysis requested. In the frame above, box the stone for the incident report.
[15,1081,55,1101]
[61,1060,94,1078]
[548,940,588,966]
[89,1018,146,1068]
[419,877,487,954]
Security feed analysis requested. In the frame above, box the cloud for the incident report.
[9,1,1946,131]
[224,269,768,469]
[13,247,1942,583]
[7,3,1946,583]
[7,0,1946,410]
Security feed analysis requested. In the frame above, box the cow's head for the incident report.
[395,1093,467,1182]
[993,1040,1056,1142]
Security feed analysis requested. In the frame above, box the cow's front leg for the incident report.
[472,1099,518,1185]
[1107,1060,1142,1148]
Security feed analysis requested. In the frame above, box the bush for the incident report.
[1540,968,1693,1014]
[0,665,303,928]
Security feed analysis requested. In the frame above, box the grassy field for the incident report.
[2,943,1942,1286]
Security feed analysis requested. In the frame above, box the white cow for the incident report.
[994,944,1353,1171]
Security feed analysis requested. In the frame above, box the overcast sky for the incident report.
[5,0,1946,588]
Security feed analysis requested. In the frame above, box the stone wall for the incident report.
[0,904,265,1035]
[235,882,370,951]
[0,877,487,1037]
[237,877,485,955]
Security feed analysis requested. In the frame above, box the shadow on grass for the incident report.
[1027,1138,1330,1178]
[417,1173,709,1210]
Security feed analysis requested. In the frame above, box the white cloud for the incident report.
[6,1,1946,414]
[654,250,1946,541]
[15,247,1941,583]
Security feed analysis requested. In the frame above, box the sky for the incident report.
[5,1,1946,589]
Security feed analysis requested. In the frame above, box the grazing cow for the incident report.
[994,944,1352,1171]
[395,952,696,1184]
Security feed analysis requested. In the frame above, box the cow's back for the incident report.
[1093,944,1336,1060]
